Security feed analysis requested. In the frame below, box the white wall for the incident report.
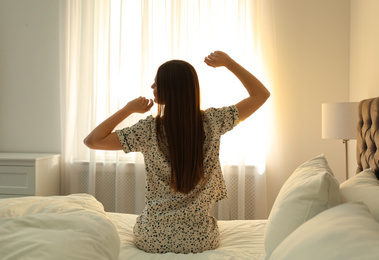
[0,0,60,153]
[350,0,379,101]
[265,0,351,213]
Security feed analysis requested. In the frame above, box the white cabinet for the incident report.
[0,153,60,198]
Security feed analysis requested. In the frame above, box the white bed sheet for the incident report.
[107,212,266,260]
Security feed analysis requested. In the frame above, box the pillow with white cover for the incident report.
[340,168,379,222]
[269,202,379,260]
[264,155,340,259]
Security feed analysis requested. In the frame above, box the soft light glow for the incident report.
[96,1,270,172]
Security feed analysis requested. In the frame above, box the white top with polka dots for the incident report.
[116,105,239,253]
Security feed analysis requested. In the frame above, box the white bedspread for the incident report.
[0,194,120,260]
[107,212,266,260]
[0,194,266,260]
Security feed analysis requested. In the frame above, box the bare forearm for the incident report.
[84,96,154,150]
[227,60,270,120]
[86,107,131,140]
[83,107,132,149]
[225,59,270,100]
[204,51,270,121]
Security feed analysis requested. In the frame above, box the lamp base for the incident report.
[343,139,349,180]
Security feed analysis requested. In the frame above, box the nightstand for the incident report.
[0,153,61,198]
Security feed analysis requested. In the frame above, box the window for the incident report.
[61,0,270,218]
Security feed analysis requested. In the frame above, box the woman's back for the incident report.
[116,105,240,253]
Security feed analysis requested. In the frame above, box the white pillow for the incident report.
[264,155,340,258]
[340,168,379,222]
[269,202,379,260]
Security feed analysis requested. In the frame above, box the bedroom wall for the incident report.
[350,0,379,101]
[265,0,351,214]
[0,0,61,153]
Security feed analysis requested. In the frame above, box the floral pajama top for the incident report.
[116,105,239,254]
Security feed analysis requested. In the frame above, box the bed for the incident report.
[1,97,379,260]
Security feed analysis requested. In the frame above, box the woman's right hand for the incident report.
[204,51,233,68]
[124,96,154,114]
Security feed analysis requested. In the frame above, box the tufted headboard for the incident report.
[356,96,379,180]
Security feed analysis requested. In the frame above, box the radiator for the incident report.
[72,163,260,220]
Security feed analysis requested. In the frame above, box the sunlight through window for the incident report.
[97,0,269,173]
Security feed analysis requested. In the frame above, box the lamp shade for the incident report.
[322,102,359,140]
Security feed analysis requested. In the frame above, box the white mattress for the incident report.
[107,212,266,260]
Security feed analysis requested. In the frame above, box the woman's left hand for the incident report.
[125,96,154,114]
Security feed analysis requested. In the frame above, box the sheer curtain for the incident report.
[60,0,274,219]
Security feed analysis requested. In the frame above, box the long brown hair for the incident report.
[155,60,205,194]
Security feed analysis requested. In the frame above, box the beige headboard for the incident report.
[356,96,379,180]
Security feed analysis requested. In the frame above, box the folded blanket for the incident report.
[0,194,120,260]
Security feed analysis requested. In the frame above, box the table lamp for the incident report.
[322,102,359,179]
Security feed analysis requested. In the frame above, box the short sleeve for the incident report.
[115,116,154,153]
[205,105,239,136]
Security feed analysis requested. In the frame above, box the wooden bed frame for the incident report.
[356,96,379,179]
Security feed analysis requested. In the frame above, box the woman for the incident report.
[84,51,270,253]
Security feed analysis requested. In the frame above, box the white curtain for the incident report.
[60,0,274,220]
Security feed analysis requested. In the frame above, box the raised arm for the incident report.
[204,51,270,121]
[84,97,154,150]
